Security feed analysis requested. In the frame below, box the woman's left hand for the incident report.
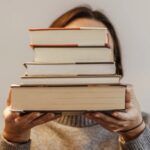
[84,85,146,141]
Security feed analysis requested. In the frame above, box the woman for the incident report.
[1,6,150,150]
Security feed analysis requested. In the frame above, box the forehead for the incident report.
[65,18,106,28]
[65,17,114,49]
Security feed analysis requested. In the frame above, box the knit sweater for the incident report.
[0,112,150,150]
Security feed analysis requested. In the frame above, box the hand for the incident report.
[84,85,146,141]
[2,90,61,143]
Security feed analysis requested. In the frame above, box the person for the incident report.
[0,6,150,150]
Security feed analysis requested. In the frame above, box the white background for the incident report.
[0,0,150,130]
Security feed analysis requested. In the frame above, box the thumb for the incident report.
[6,89,12,106]
[125,85,134,109]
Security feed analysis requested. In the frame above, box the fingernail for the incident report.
[49,113,55,117]
[112,113,118,117]
[36,112,43,117]
[94,113,101,118]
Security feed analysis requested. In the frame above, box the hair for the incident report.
[50,6,123,75]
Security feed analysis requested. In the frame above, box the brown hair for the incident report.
[50,6,123,75]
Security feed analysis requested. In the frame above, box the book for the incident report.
[29,27,109,47]
[11,85,126,111]
[21,75,121,85]
[33,46,114,63]
[24,62,116,76]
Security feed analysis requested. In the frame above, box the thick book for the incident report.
[24,62,116,76]
[33,46,114,63]
[21,75,121,85]
[29,27,109,47]
[11,85,126,111]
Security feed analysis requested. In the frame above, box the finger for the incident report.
[86,114,125,132]
[85,112,125,127]
[126,85,141,111]
[112,111,131,121]
[6,89,12,106]
[28,112,61,128]
[3,107,20,121]
[14,112,44,124]
[126,85,135,102]
[125,85,134,109]
[126,85,133,103]
[30,112,60,127]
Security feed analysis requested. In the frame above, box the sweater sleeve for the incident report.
[121,126,150,150]
[0,135,31,150]
[121,112,150,150]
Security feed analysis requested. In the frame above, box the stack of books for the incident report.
[11,27,125,112]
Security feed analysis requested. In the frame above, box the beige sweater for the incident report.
[1,112,150,150]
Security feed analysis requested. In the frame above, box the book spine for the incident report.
[29,27,81,31]
[29,27,107,31]
[30,44,79,48]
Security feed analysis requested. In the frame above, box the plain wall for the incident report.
[0,0,150,130]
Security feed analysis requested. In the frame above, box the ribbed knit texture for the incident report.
[122,126,150,150]
[54,111,98,127]
[0,112,150,150]
[0,136,31,150]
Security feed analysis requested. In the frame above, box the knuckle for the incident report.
[121,123,127,128]
[47,113,55,118]
[14,118,20,123]
[117,122,125,127]
[29,115,37,121]
[122,123,128,128]
[28,113,41,120]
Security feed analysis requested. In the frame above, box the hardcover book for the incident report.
[33,46,114,63]
[11,85,126,111]
[29,27,109,47]
[24,62,116,76]
[21,75,121,85]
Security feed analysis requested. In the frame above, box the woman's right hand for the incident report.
[2,90,61,143]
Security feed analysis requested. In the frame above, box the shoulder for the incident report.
[142,112,150,127]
